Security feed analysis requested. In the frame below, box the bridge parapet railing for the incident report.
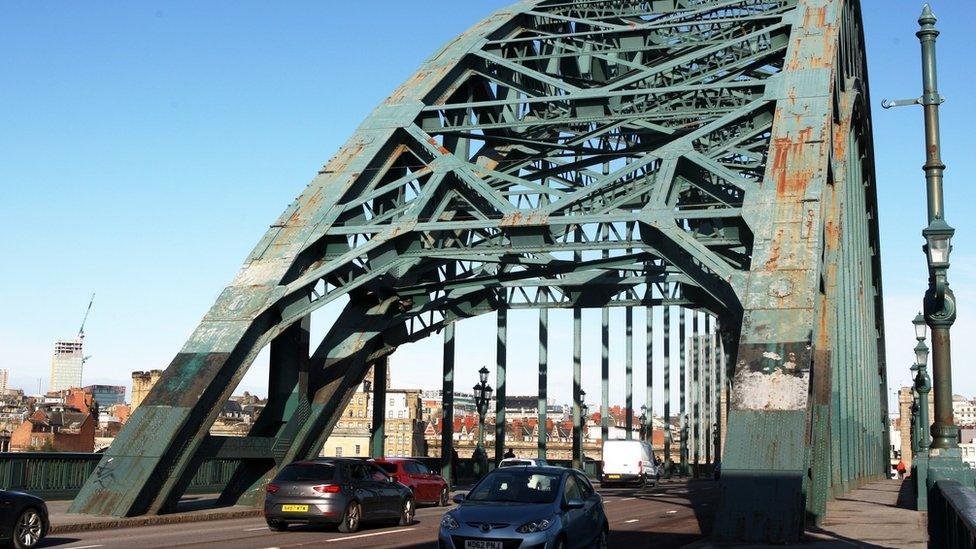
[0,452,603,501]
[931,479,976,548]
[0,452,240,501]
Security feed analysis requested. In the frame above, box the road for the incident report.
[39,480,718,549]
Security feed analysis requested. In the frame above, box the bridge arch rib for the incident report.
[71,0,886,543]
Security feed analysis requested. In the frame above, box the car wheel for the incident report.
[553,535,567,549]
[266,518,287,531]
[438,486,449,507]
[338,501,361,533]
[12,508,43,549]
[398,497,415,526]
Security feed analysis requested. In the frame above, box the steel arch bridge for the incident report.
[72,0,887,542]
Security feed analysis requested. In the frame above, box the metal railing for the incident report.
[0,452,605,501]
[930,480,976,548]
[0,453,240,500]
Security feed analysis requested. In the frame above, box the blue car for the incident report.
[438,466,608,549]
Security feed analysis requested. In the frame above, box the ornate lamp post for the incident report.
[362,378,373,454]
[884,5,972,502]
[473,366,493,477]
[912,312,932,507]
[639,405,649,442]
[579,390,588,468]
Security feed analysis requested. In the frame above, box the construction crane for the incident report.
[78,293,94,340]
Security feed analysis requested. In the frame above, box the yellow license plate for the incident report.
[607,475,621,479]
[281,504,309,512]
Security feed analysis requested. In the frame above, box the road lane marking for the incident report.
[327,527,415,543]
[625,519,639,523]
[245,526,270,531]
[621,497,636,501]
[63,546,104,549]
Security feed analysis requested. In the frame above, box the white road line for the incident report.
[327,527,415,543]
[625,519,639,523]
[63,546,104,549]
[244,526,269,531]
[621,497,636,501]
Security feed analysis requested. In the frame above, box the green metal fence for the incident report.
[0,452,602,501]
[0,453,241,501]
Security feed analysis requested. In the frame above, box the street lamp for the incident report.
[639,405,648,441]
[579,390,589,466]
[883,6,969,496]
[362,379,373,440]
[473,366,493,477]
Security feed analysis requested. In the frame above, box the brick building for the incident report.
[10,388,96,453]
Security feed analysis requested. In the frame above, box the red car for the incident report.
[370,458,449,506]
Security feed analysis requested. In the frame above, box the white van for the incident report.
[600,439,658,487]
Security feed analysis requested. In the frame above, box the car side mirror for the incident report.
[564,498,585,510]
[452,493,466,504]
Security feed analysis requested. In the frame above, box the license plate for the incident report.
[464,541,502,549]
[607,474,621,479]
[281,504,309,512]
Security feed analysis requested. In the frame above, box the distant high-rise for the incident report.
[51,339,84,392]
[0,369,8,393]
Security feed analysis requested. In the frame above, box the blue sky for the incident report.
[2,1,974,415]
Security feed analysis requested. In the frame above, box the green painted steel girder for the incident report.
[70,1,887,545]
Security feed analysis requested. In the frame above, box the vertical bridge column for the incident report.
[664,297,672,473]
[441,324,455,487]
[495,307,507,465]
[538,305,548,460]
[369,358,387,458]
[626,306,634,439]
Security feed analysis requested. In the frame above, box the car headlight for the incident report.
[440,513,460,530]
[516,516,555,533]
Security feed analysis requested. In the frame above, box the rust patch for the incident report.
[771,127,814,197]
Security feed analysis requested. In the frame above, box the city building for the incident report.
[0,369,8,393]
[323,367,425,458]
[10,388,97,452]
[50,339,84,392]
[131,370,163,410]
[952,394,976,427]
[84,385,126,408]
[897,386,934,470]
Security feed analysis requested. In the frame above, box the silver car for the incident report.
[264,458,414,533]
[439,466,608,549]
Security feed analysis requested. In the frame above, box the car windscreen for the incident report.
[274,463,336,482]
[376,463,398,474]
[466,471,561,504]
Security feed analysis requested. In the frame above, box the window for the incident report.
[335,447,343,457]
[388,410,393,418]
[349,463,369,481]
[357,410,363,418]
[574,473,595,498]
[367,464,390,482]
[389,398,395,407]
[355,444,361,455]
[562,475,582,503]
[274,463,336,482]
[398,411,403,418]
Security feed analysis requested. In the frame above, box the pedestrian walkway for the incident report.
[687,479,926,548]
[809,479,926,547]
